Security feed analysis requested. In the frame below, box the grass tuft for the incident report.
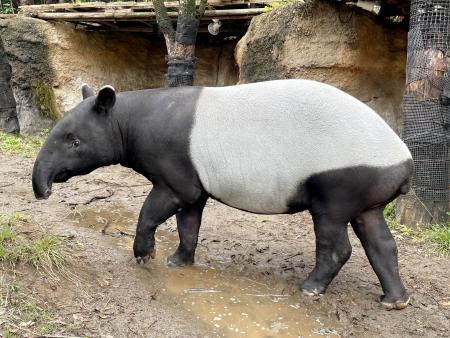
[424,223,450,255]
[0,131,46,158]
[0,212,78,337]
[0,212,71,280]
[0,281,66,337]
[384,204,450,255]
[383,203,413,236]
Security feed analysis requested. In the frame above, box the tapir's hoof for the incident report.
[166,254,194,267]
[136,250,156,264]
[301,288,324,297]
[301,280,326,297]
[380,295,410,310]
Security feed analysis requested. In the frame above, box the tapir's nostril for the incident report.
[43,188,52,199]
[36,188,52,200]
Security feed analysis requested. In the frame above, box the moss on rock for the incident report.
[236,1,316,82]
[0,17,57,133]
[235,0,407,133]
[31,80,61,121]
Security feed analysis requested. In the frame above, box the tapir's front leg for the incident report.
[134,185,181,264]
[167,193,208,267]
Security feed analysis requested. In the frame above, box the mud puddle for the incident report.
[67,205,341,337]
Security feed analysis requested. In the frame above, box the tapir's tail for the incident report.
[398,158,414,196]
[399,178,411,195]
[371,159,413,210]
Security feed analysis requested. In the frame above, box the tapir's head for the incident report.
[32,84,118,199]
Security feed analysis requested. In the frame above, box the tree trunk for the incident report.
[396,0,449,226]
[0,35,19,133]
[154,0,207,87]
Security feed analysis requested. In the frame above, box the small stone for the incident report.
[256,243,269,253]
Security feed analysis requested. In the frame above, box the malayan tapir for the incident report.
[32,80,413,310]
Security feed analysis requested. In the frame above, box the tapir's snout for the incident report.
[32,158,54,200]
[35,188,52,200]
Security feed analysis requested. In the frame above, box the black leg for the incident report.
[167,194,208,267]
[302,215,352,295]
[133,185,181,264]
[351,207,409,310]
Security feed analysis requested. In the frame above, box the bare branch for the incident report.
[153,0,175,41]
[197,0,207,20]
[179,0,196,17]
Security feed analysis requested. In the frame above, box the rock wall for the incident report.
[0,17,238,134]
[235,1,407,134]
[1,3,407,135]
[0,35,19,133]
[0,17,57,133]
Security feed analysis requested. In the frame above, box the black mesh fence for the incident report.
[403,0,450,206]
[164,56,196,88]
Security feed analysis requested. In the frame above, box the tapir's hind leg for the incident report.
[301,215,352,296]
[167,193,208,267]
[351,207,410,310]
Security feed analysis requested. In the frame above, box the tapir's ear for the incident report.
[94,85,116,114]
[81,83,94,100]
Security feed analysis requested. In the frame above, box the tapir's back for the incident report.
[189,79,411,214]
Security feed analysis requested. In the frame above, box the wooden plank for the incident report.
[81,24,244,34]
[98,25,154,33]
[32,8,265,21]
[19,0,272,13]
[139,20,154,28]
[98,20,120,28]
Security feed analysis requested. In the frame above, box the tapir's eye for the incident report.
[72,139,80,148]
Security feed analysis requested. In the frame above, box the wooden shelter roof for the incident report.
[17,1,410,35]
[19,1,272,34]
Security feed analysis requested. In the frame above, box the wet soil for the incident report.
[1,152,449,337]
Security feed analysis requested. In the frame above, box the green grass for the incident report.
[0,131,46,158]
[262,0,315,12]
[0,3,14,14]
[0,282,65,337]
[424,223,450,255]
[383,202,412,236]
[2,330,17,338]
[384,204,450,255]
[0,212,79,337]
[0,212,69,279]
[263,0,299,12]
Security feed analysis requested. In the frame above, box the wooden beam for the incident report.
[139,20,154,28]
[97,26,155,33]
[19,0,272,13]
[77,21,103,28]
[31,8,265,21]
[82,24,244,34]
[99,21,120,29]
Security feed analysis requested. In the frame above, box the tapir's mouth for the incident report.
[35,188,52,200]
[54,169,71,183]
[33,168,71,200]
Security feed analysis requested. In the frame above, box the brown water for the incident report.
[67,206,341,337]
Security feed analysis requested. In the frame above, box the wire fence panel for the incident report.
[403,0,450,207]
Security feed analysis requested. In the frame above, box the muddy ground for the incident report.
[0,152,449,337]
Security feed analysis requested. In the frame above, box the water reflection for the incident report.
[67,205,340,337]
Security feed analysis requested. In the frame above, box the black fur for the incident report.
[288,160,413,219]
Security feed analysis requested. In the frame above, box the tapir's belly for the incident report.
[188,80,411,214]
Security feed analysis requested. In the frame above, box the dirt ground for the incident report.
[1,152,449,337]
